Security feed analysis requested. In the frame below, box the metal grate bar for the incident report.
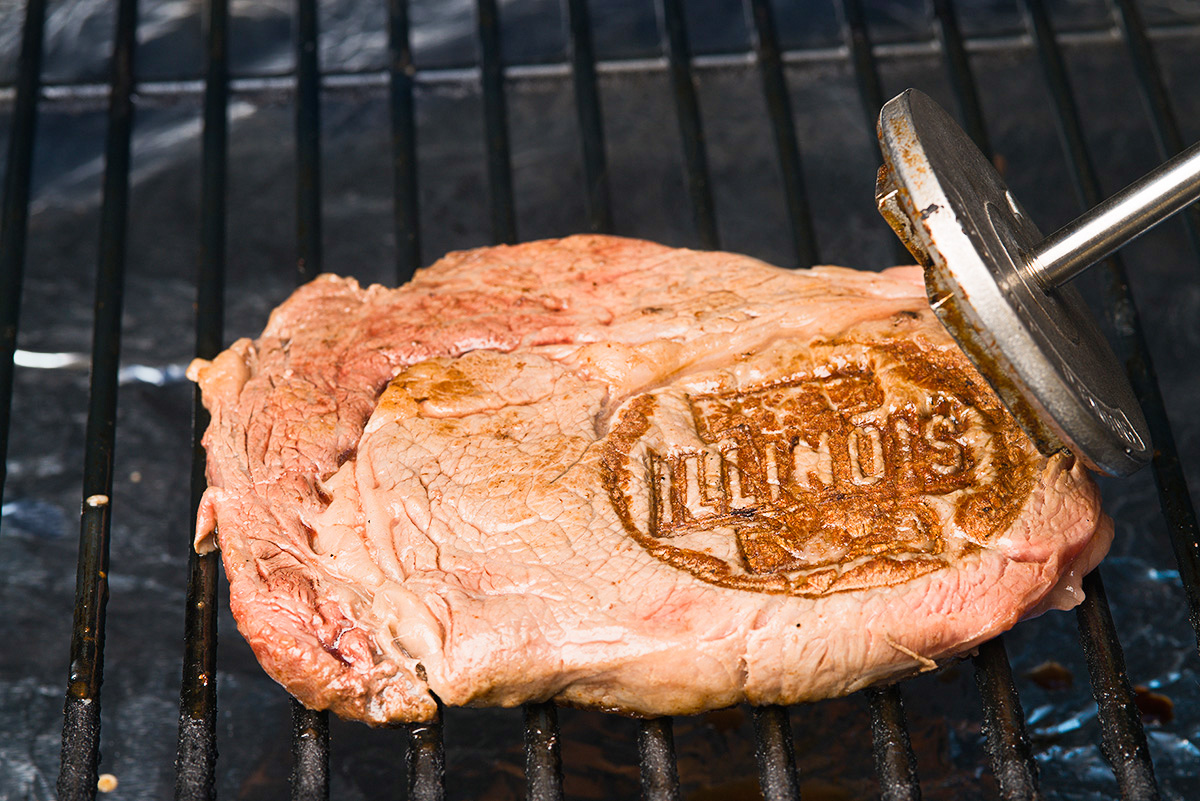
[296,0,323,282]
[638,718,682,801]
[836,0,913,265]
[866,686,921,801]
[0,0,46,510]
[291,701,331,801]
[744,0,818,268]
[656,0,719,250]
[174,0,228,796]
[388,0,421,283]
[1110,0,1200,261]
[923,6,1042,796]
[524,701,565,801]
[563,0,614,234]
[406,713,446,801]
[57,0,139,795]
[1021,0,1200,654]
[929,0,993,162]
[475,3,563,789]
[752,705,800,801]
[289,0,331,793]
[1075,572,1160,800]
[837,0,887,142]
[972,638,1039,800]
[1020,0,1178,795]
[838,8,922,792]
[477,0,518,245]
[389,0,442,788]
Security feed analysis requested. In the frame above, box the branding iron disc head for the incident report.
[875,89,1150,476]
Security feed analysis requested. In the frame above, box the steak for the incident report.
[190,234,1111,724]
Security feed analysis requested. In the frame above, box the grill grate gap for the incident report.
[655,0,720,250]
[744,0,818,269]
[0,0,45,511]
[57,0,139,795]
[563,0,615,235]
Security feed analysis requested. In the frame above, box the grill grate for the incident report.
[0,0,1198,799]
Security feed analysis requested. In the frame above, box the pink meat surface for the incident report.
[190,234,1110,724]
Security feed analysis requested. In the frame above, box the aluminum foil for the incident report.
[2,1,1200,799]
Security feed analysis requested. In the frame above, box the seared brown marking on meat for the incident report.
[600,338,1041,597]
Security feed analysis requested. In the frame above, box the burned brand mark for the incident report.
[601,341,1040,596]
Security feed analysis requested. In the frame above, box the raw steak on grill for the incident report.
[190,235,1111,724]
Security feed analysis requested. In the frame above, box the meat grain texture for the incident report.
[190,235,1110,724]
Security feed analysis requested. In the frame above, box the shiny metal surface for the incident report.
[1031,140,1200,288]
[876,88,1152,476]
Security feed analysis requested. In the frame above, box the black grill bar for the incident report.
[57,0,139,796]
[923,6,1042,796]
[656,0,719,250]
[388,0,445,787]
[741,2,818,787]
[1110,0,1200,261]
[406,713,446,801]
[752,705,800,801]
[1020,0,1178,793]
[865,686,921,801]
[744,0,817,269]
[296,0,323,282]
[928,0,993,164]
[291,702,331,801]
[1019,0,1200,655]
[0,0,45,510]
[476,1,563,788]
[289,0,331,792]
[524,701,565,801]
[477,0,518,245]
[563,0,614,235]
[836,0,918,265]
[827,7,927,794]
[837,0,886,144]
[388,0,421,284]
[972,638,1039,800]
[1075,573,1160,799]
[638,718,682,801]
[174,0,228,796]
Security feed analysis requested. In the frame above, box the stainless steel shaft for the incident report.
[1029,139,1200,288]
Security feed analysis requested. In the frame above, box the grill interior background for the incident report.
[1,0,1199,799]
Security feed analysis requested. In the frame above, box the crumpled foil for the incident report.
[2,0,1199,799]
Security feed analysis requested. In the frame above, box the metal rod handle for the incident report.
[1030,139,1200,288]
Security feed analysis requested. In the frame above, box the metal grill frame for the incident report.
[1,1,1199,799]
